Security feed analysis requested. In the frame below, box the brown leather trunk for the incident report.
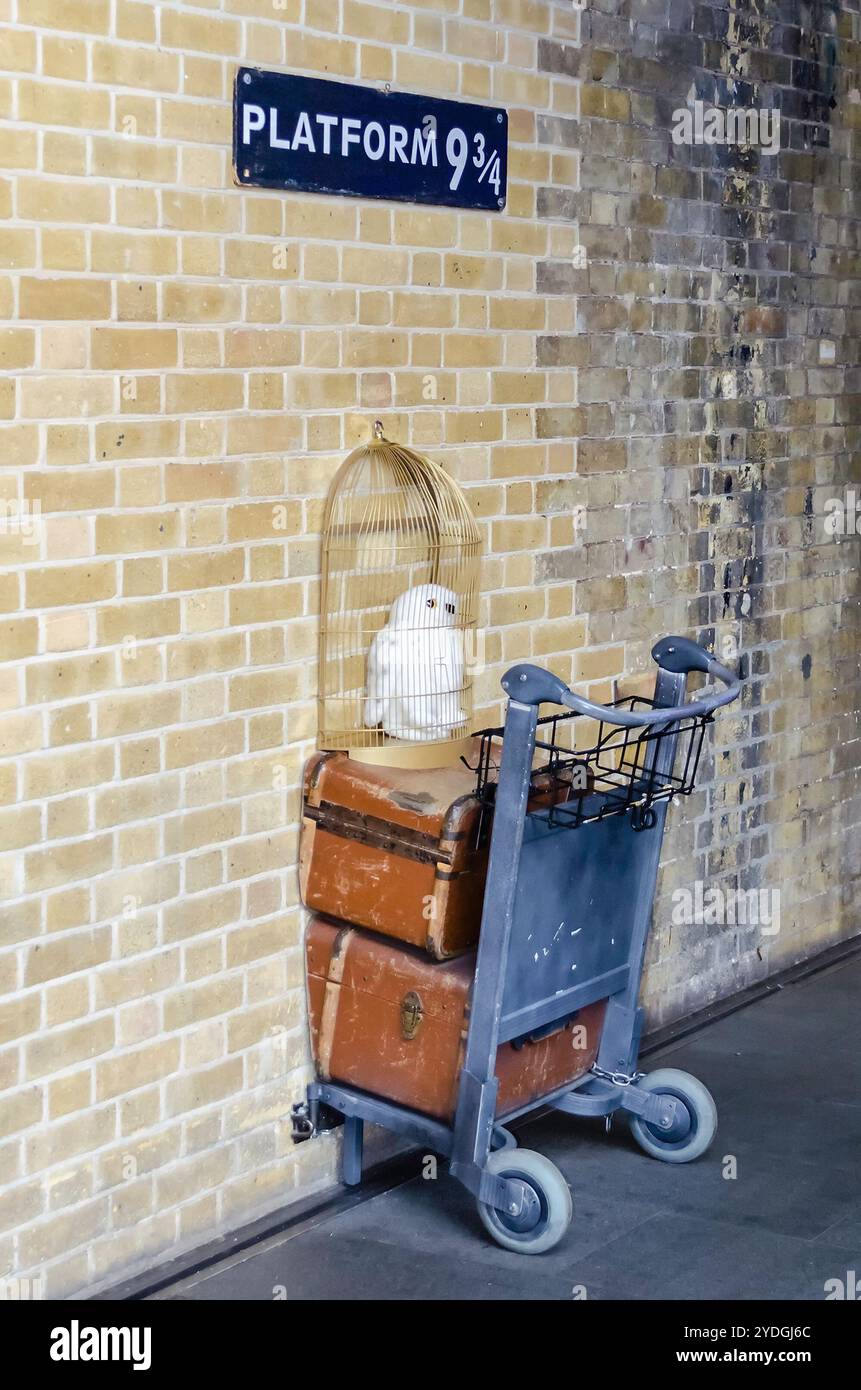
[306,917,607,1122]
[299,748,589,960]
[300,749,488,959]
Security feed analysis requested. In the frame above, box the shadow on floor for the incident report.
[160,954,861,1301]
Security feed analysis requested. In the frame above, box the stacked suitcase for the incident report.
[300,749,605,1122]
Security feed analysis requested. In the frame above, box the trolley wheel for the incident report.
[477,1148,572,1254]
[629,1068,717,1164]
[490,1124,517,1152]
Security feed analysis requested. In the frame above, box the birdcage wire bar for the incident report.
[318,431,481,758]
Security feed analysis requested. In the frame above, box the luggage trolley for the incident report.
[293,635,742,1253]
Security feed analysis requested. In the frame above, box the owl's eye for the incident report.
[426,598,436,608]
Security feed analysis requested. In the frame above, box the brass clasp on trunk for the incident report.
[400,990,424,1040]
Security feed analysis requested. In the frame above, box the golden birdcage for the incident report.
[318,423,481,768]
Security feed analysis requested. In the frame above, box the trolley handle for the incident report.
[501,636,741,728]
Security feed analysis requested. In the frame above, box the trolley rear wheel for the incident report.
[477,1148,572,1254]
[629,1068,717,1163]
[490,1124,517,1152]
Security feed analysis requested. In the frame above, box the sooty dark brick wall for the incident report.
[536,0,860,1023]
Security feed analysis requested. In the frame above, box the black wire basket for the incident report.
[465,696,713,836]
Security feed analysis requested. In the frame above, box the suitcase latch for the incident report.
[400,990,424,1040]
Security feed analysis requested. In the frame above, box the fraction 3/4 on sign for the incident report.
[445,127,502,194]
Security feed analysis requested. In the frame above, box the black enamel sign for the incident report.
[234,68,508,211]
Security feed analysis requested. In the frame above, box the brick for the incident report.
[0,995,40,1046]
[26,1015,115,1080]
[165,1059,243,1117]
[25,563,116,610]
[578,440,627,474]
[116,1,156,42]
[91,231,176,275]
[91,43,179,92]
[96,1040,180,1101]
[0,229,37,268]
[20,278,111,321]
[161,9,240,57]
[41,230,87,272]
[0,126,38,169]
[95,776,180,830]
[165,373,243,414]
[17,178,110,225]
[163,284,241,322]
[97,598,180,646]
[95,421,180,461]
[25,0,109,32]
[163,804,241,856]
[18,80,109,128]
[48,1069,92,1120]
[95,513,180,557]
[0,25,37,71]
[92,329,177,369]
[26,653,114,704]
[19,376,114,420]
[167,550,244,592]
[96,690,180,738]
[162,888,240,945]
[225,330,299,368]
[2,616,38,660]
[25,928,112,988]
[24,468,114,513]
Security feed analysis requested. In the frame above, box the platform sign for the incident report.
[234,67,508,211]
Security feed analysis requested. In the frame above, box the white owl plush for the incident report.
[364,583,466,742]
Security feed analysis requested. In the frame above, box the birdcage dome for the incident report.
[318,424,481,768]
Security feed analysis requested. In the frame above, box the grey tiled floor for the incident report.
[165,954,861,1301]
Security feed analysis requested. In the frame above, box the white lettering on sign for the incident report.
[341,116,362,156]
[293,110,315,151]
[270,107,290,149]
[412,125,437,166]
[446,127,467,189]
[243,103,265,145]
[316,113,338,154]
[390,125,408,163]
[242,105,448,170]
[363,120,386,160]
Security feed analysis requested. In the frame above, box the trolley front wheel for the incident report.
[629,1068,717,1163]
[477,1148,572,1254]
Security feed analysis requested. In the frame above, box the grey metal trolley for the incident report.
[293,635,742,1253]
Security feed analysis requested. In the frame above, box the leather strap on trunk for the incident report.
[305,799,457,868]
[317,926,353,1081]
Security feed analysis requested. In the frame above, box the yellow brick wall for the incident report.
[0,0,591,1298]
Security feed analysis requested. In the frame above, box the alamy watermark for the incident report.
[824,488,860,538]
[0,1276,43,1300]
[672,882,780,936]
[825,1270,861,1300]
[50,1321,151,1371]
[671,100,780,157]
[0,496,41,545]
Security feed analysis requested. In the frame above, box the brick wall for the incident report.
[563,0,861,1019]
[0,0,859,1297]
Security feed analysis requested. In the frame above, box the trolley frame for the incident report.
[294,635,741,1225]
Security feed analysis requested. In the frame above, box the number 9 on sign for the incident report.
[446,127,468,191]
